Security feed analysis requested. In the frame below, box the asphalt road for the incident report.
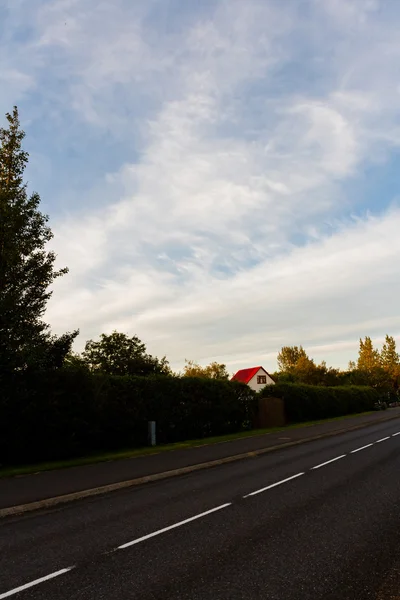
[1,418,400,599]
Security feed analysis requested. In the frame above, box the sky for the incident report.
[2,0,400,374]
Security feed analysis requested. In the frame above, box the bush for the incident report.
[0,370,257,467]
[260,382,380,423]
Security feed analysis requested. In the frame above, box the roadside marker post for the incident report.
[148,421,156,446]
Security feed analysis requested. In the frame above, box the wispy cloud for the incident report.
[2,0,400,371]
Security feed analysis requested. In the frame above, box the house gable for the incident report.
[248,367,275,391]
[232,366,275,391]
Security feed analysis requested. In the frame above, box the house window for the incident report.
[257,375,267,385]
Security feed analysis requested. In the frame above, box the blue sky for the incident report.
[2,0,400,373]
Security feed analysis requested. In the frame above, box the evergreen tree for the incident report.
[0,107,77,375]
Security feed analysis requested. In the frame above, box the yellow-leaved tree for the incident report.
[181,359,230,380]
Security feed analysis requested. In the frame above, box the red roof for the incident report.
[231,366,263,384]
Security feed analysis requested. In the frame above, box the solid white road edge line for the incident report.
[311,455,346,470]
[117,503,232,550]
[243,472,305,498]
[350,443,373,454]
[0,568,74,599]
[392,432,400,437]
[375,436,390,443]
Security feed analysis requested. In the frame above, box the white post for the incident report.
[148,421,156,446]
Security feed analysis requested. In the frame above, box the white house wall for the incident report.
[247,369,275,392]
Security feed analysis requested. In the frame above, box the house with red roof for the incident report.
[231,366,275,392]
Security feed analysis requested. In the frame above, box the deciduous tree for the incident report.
[380,334,400,390]
[182,359,230,380]
[381,335,399,370]
[355,337,391,389]
[277,345,308,372]
[81,331,171,376]
[293,354,318,384]
[357,337,380,373]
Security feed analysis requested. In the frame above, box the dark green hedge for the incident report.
[260,382,380,423]
[0,370,256,466]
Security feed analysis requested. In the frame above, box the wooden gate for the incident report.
[254,396,286,428]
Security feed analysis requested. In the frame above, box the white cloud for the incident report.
[3,0,400,372]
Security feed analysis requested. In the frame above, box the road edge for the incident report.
[2,411,399,519]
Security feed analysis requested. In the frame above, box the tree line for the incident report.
[65,335,231,379]
[275,336,400,392]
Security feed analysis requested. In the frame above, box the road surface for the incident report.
[1,418,400,599]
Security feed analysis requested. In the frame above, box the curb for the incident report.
[1,412,399,519]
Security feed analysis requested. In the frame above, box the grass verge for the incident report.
[0,411,376,479]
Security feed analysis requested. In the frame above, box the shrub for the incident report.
[0,370,256,466]
[260,382,379,423]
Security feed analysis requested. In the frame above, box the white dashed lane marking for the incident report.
[350,443,373,454]
[243,472,305,498]
[0,568,74,599]
[117,503,232,550]
[311,454,346,470]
